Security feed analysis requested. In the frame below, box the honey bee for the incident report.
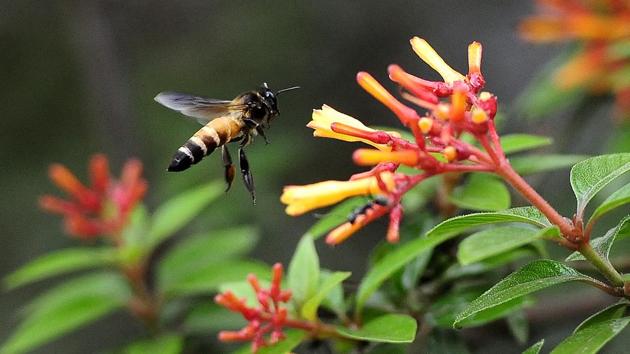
[155,83,299,203]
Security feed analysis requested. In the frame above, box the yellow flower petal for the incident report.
[410,37,465,84]
[308,105,393,151]
[281,172,395,216]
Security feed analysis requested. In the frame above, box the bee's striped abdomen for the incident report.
[167,116,244,172]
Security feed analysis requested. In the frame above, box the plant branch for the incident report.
[578,243,625,288]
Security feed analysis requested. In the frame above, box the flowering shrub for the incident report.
[3,11,630,354]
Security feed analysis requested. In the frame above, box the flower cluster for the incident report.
[520,0,630,119]
[281,37,504,245]
[39,154,147,240]
[215,263,293,352]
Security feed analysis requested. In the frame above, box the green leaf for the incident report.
[457,226,558,266]
[574,300,628,333]
[449,174,511,211]
[1,272,129,354]
[500,134,552,155]
[510,154,587,175]
[336,314,417,343]
[123,334,183,354]
[148,181,223,247]
[287,236,319,309]
[163,260,269,298]
[566,216,630,261]
[590,182,630,222]
[428,288,532,329]
[550,318,630,354]
[444,247,537,281]
[523,340,544,354]
[320,271,347,319]
[426,207,549,240]
[304,197,366,240]
[301,271,350,321]
[454,260,601,328]
[355,207,546,315]
[233,330,305,354]
[158,226,258,289]
[4,248,115,290]
[356,234,451,315]
[570,153,630,215]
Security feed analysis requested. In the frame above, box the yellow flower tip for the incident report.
[443,146,457,162]
[353,149,419,167]
[479,91,493,101]
[410,37,465,84]
[434,103,450,121]
[468,41,483,74]
[280,173,395,216]
[418,117,433,134]
[471,107,489,124]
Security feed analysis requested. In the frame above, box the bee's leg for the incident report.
[221,145,235,192]
[256,126,270,145]
[238,147,256,204]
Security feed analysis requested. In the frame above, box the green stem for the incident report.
[579,243,625,287]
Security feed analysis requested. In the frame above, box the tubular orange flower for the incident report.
[308,105,395,151]
[281,172,395,216]
[353,149,419,167]
[357,72,421,125]
[284,37,499,244]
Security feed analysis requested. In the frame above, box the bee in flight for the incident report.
[155,83,299,203]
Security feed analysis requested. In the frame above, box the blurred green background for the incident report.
[1,1,625,353]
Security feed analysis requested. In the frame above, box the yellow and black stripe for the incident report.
[168,115,245,172]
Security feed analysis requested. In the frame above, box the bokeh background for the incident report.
[1,1,624,353]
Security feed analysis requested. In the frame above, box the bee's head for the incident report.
[258,82,300,119]
[259,82,279,117]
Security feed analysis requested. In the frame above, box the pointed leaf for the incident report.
[158,226,258,288]
[574,300,628,333]
[510,155,587,175]
[500,134,552,155]
[336,314,417,343]
[590,182,630,222]
[454,260,602,328]
[1,272,129,354]
[123,334,183,354]
[4,248,115,290]
[570,153,630,215]
[149,181,223,247]
[550,318,630,354]
[458,226,558,266]
[426,207,549,240]
[523,340,544,354]
[449,174,511,211]
[304,197,366,240]
[301,271,351,321]
[428,288,532,329]
[287,236,319,309]
[566,216,630,261]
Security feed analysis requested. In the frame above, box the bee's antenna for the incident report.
[276,86,301,95]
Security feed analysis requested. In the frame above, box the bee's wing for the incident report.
[154,91,247,125]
